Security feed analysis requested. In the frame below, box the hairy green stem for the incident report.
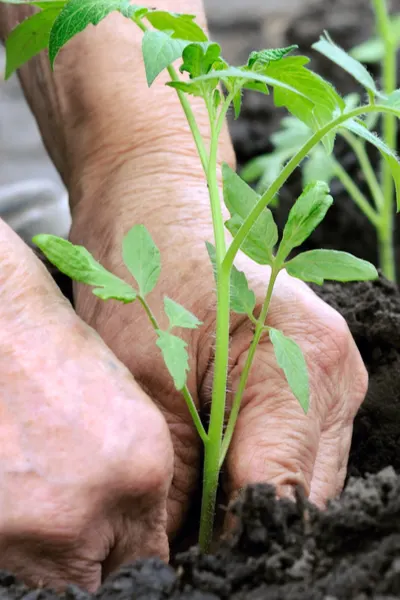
[372,0,397,281]
[138,296,208,443]
[340,130,385,210]
[223,104,400,271]
[219,263,281,466]
[134,16,209,174]
[198,94,235,552]
[331,158,380,226]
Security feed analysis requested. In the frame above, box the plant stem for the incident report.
[138,296,208,443]
[219,264,281,466]
[133,17,209,175]
[167,65,209,174]
[340,130,385,210]
[331,158,380,226]
[372,0,397,281]
[223,103,400,271]
[198,94,236,552]
[199,262,231,551]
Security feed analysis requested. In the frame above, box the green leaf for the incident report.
[156,330,189,390]
[122,225,161,297]
[0,0,65,5]
[192,66,312,105]
[350,37,384,64]
[342,119,400,211]
[164,297,202,330]
[261,56,345,153]
[48,0,136,66]
[5,7,62,79]
[0,0,68,4]
[142,30,189,85]
[206,241,218,281]
[145,10,207,42]
[179,41,221,78]
[269,328,309,413]
[303,146,336,186]
[247,45,298,68]
[241,154,283,201]
[232,88,243,119]
[270,116,312,150]
[205,242,256,316]
[222,163,278,265]
[285,249,378,284]
[279,181,333,259]
[33,234,137,302]
[384,89,400,108]
[312,33,381,98]
[167,79,208,97]
[230,265,256,316]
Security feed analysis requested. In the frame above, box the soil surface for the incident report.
[9,0,400,598]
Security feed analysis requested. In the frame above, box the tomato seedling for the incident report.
[243,0,400,281]
[3,0,398,550]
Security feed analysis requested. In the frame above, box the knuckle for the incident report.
[306,308,353,379]
[113,406,174,500]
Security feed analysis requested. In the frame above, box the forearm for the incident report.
[0,1,225,211]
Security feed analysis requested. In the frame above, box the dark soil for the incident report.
[9,0,400,598]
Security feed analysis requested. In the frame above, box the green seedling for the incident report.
[3,0,399,550]
[243,0,400,281]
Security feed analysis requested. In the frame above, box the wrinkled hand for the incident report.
[0,220,173,591]
[71,149,368,540]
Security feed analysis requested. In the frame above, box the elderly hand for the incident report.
[0,219,173,591]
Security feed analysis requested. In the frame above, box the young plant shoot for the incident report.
[243,0,400,281]
[3,0,399,551]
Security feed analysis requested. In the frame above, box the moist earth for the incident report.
[7,0,400,598]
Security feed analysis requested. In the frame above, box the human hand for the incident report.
[61,5,368,540]
[0,219,173,591]
[70,149,367,539]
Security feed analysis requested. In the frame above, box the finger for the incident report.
[0,542,102,592]
[225,343,322,502]
[310,421,353,507]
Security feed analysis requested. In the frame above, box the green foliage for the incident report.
[5,7,62,78]
[145,10,207,42]
[206,241,255,317]
[303,146,336,186]
[253,55,345,153]
[342,119,400,210]
[222,163,278,265]
[164,297,202,330]
[48,0,136,66]
[180,42,221,78]
[156,330,189,390]
[230,267,256,316]
[278,182,333,260]
[247,45,298,68]
[142,31,189,85]
[33,235,137,302]
[286,249,379,284]
[122,225,161,297]
[269,328,309,413]
[312,33,381,98]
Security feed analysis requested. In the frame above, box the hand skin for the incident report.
[0,0,368,589]
[0,219,173,591]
